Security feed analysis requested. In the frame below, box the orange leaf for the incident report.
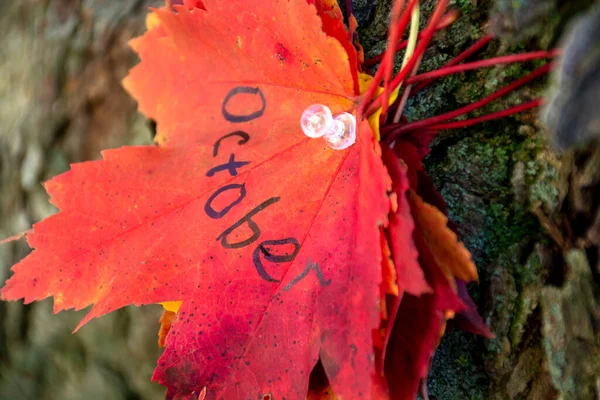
[1,2,391,399]
[380,229,399,298]
[378,229,397,332]
[408,190,478,283]
[158,309,178,348]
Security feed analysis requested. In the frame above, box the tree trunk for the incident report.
[0,1,166,399]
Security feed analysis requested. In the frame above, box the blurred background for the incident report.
[1,0,598,399]
[0,1,166,399]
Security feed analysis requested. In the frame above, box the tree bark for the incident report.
[0,1,166,399]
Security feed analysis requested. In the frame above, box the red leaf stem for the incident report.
[364,0,449,117]
[363,9,460,68]
[357,58,386,121]
[421,98,543,130]
[382,0,418,118]
[383,62,552,141]
[409,35,493,96]
[405,49,560,84]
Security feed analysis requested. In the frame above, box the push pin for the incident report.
[300,104,356,150]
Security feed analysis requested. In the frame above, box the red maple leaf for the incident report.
[1,1,392,398]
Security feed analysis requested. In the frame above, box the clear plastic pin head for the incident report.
[301,104,333,138]
[326,112,356,150]
[300,104,356,150]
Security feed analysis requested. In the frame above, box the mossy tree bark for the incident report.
[356,0,599,399]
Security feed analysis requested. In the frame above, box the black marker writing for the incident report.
[199,85,311,286]
[221,86,266,123]
[206,154,250,177]
[216,197,280,249]
[204,183,247,219]
[252,238,301,282]
[213,131,250,157]
[283,259,331,292]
